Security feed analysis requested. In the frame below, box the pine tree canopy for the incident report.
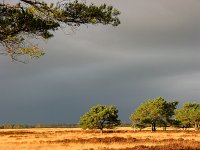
[0,0,120,62]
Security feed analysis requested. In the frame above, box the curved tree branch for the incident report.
[0,0,120,62]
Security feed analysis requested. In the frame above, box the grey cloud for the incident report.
[0,0,200,124]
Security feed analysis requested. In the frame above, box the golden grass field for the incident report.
[0,127,199,150]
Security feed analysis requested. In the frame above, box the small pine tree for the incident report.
[176,103,200,130]
[79,104,121,133]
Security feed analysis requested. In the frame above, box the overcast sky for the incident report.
[0,0,200,124]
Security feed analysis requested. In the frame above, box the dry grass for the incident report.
[0,128,199,150]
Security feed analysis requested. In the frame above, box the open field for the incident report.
[0,127,199,150]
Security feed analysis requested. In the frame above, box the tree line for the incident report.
[0,123,78,129]
[0,97,199,132]
[79,97,200,132]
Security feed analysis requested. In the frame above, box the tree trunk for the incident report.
[100,129,103,134]
[151,123,156,132]
[153,123,156,131]
[194,124,200,130]
[163,126,167,131]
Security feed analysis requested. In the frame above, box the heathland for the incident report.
[0,127,199,150]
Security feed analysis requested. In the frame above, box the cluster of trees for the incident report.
[0,0,120,62]
[79,97,200,132]
[0,124,30,129]
[0,97,199,132]
[130,97,200,131]
[0,123,78,129]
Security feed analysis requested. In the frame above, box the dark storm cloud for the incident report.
[0,0,200,124]
[108,0,200,52]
